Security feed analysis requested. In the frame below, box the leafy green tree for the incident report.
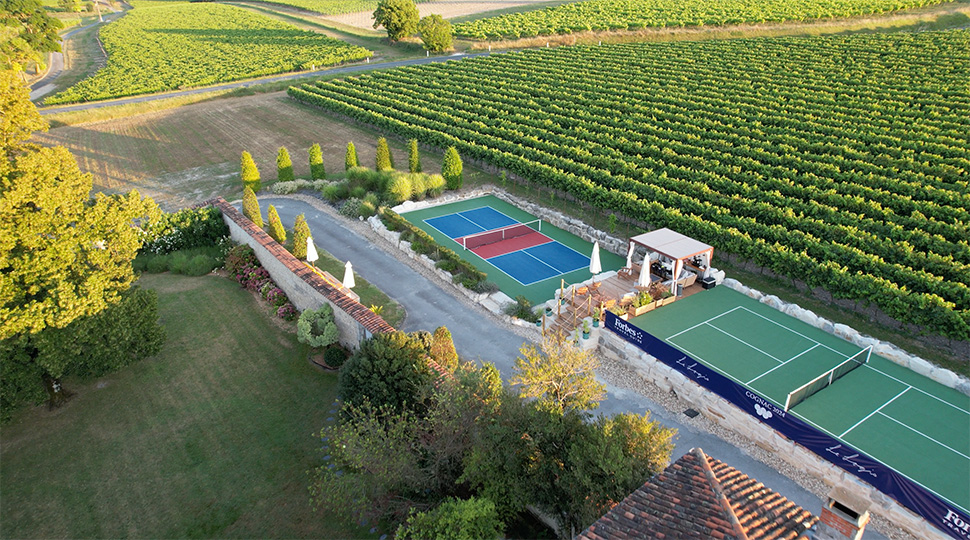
[376,136,393,171]
[0,0,63,73]
[417,14,452,52]
[429,326,458,373]
[1,76,156,407]
[408,138,421,173]
[267,204,286,244]
[441,146,462,190]
[58,0,81,13]
[297,304,339,348]
[292,213,310,259]
[372,0,418,41]
[338,331,438,414]
[309,143,325,180]
[0,70,45,159]
[396,497,503,540]
[242,186,263,228]
[277,146,294,182]
[240,150,260,192]
[345,141,359,170]
[511,332,606,414]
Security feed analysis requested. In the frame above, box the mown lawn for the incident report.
[0,273,377,539]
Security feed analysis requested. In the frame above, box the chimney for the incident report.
[815,487,871,540]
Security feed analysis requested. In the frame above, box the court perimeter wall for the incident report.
[600,313,966,540]
[211,198,394,350]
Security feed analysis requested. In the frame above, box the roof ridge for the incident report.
[694,447,749,540]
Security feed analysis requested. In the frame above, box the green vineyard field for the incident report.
[289,30,970,339]
[45,3,371,104]
[453,0,949,39]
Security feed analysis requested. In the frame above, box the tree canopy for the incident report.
[1,0,63,72]
[417,14,453,52]
[372,0,418,41]
[510,331,606,414]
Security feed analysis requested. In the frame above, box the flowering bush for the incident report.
[277,303,298,321]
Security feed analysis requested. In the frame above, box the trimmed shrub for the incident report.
[297,304,339,349]
[345,141,359,170]
[241,150,261,192]
[324,346,347,368]
[242,186,263,228]
[309,143,325,180]
[386,173,413,204]
[375,136,393,171]
[426,173,446,197]
[408,138,421,173]
[429,326,458,373]
[267,204,286,244]
[271,179,330,195]
[442,146,463,190]
[292,213,310,259]
[410,173,428,201]
[277,146,295,183]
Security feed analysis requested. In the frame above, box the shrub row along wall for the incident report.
[210,198,394,349]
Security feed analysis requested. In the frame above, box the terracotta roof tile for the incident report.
[576,448,818,540]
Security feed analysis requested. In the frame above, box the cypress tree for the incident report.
[267,205,286,244]
[442,146,463,190]
[292,213,311,259]
[309,143,326,180]
[429,326,458,373]
[277,146,295,182]
[241,151,261,192]
[408,138,421,173]
[376,136,393,171]
[242,186,263,228]
[345,142,359,171]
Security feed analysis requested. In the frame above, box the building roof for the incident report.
[630,228,713,260]
[576,447,818,540]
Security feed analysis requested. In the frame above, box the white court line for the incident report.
[876,411,970,461]
[840,388,910,438]
[704,323,785,364]
[666,306,743,340]
[747,344,821,385]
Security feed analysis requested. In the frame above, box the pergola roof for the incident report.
[630,228,712,261]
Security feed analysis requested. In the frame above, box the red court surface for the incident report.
[464,232,552,259]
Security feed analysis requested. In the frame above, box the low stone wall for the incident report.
[212,198,394,350]
[597,330,950,540]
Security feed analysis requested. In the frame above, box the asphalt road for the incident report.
[250,196,889,539]
[37,52,492,114]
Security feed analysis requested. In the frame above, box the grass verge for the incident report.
[0,273,378,539]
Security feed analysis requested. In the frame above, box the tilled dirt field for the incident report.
[326,0,555,30]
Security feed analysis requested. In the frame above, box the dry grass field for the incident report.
[34,92,494,210]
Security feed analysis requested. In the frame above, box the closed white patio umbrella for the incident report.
[342,261,355,289]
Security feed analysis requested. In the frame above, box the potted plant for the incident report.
[609,304,629,321]
[592,307,601,327]
[582,320,591,339]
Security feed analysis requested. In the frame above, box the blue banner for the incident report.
[605,311,970,540]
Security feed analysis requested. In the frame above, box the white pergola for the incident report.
[625,228,714,294]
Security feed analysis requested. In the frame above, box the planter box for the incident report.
[628,303,656,317]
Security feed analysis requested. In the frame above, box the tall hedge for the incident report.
[292,213,311,259]
[267,205,286,244]
[309,143,326,180]
[345,142,359,170]
[442,146,462,190]
[242,186,263,228]
[277,146,295,183]
[241,151,261,192]
[408,138,421,173]
[376,136,394,171]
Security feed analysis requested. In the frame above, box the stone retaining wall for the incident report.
[597,329,951,540]
[212,198,394,350]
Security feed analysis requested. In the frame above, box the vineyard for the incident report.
[252,0,433,17]
[453,0,949,39]
[45,3,371,104]
[289,30,970,340]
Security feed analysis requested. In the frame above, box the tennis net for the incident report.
[784,346,872,411]
[461,220,542,250]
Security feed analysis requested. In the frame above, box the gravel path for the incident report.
[254,193,907,539]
